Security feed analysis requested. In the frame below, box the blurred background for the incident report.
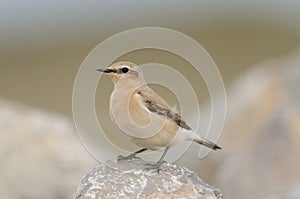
[1,1,300,199]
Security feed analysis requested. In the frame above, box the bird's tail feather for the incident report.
[192,138,222,150]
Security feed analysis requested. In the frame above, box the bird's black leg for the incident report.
[118,148,148,162]
[145,147,169,171]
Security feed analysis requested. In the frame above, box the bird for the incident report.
[97,61,221,170]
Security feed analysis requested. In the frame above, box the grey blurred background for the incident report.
[1,1,300,199]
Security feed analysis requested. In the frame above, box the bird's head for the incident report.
[97,61,143,85]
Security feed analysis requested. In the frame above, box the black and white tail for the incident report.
[192,137,222,150]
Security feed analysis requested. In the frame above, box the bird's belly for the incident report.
[109,90,181,150]
[110,91,167,138]
[130,129,178,150]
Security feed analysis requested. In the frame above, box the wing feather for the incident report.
[136,86,192,130]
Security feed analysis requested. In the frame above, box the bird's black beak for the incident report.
[96,68,113,73]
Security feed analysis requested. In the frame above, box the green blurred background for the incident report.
[1,1,300,117]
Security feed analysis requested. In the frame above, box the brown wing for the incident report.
[136,86,192,130]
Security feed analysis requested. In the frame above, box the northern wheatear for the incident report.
[97,62,221,169]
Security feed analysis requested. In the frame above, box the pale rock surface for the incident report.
[75,158,222,199]
[174,50,300,199]
[262,186,300,199]
[135,50,300,199]
[211,50,300,199]
[0,99,97,199]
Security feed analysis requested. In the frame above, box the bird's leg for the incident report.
[145,147,169,171]
[117,148,148,162]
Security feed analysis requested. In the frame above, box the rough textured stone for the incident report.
[75,158,222,199]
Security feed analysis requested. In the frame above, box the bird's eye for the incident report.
[121,67,129,73]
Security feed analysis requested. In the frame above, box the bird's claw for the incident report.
[117,154,138,162]
[144,160,167,172]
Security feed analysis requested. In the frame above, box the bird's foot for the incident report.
[117,153,138,162]
[117,148,148,163]
[144,160,167,172]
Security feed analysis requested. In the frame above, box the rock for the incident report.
[172,49,300,199]
[75,158,222,199]
[262,186,300,199]
[0,99,97,199]
[212,50,300,198]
